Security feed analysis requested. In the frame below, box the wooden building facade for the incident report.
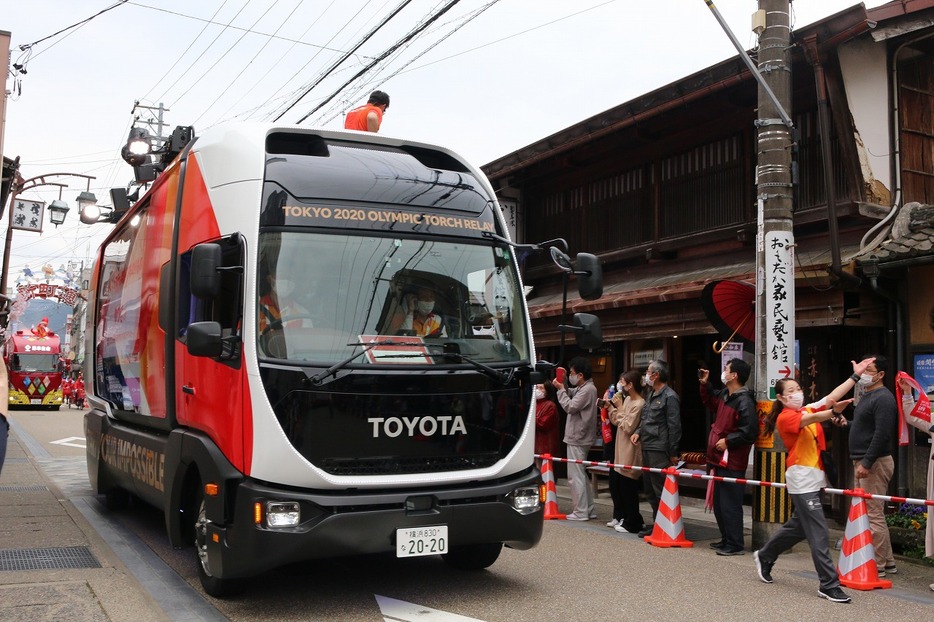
[482,0,934,498]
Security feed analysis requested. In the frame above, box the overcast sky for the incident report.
[1,0,888,279]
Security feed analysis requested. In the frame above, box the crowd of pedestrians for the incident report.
[539,353,934,602]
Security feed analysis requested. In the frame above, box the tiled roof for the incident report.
[865,202,934,263]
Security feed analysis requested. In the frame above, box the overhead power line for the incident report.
[208,0,342,125]
[192,0,306,126]
[127,1,362,56]
[316,0,502,126]
[295,0,464,124]
[272,0,416,122]
[140,0,232,103]
[155,0,252,105]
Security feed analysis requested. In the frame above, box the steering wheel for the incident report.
[260,313,320,336]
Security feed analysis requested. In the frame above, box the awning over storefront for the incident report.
[528,243,883,347]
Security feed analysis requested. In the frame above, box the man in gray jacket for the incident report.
[631,360,681,537]
[552,356,598,521]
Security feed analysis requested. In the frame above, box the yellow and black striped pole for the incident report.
[752,400,790,536]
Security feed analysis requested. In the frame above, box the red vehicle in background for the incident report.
[3,323,64,410]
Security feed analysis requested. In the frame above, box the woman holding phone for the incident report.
[605,370,645,534]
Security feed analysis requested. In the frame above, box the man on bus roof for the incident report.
[344,91,390,133]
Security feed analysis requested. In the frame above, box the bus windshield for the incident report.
[12,353,60,372]
[257,232,530,365]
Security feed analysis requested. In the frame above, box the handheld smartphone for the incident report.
[555,367,566,384]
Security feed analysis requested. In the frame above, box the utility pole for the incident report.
[751,0,795,548]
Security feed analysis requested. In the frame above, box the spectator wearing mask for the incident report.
[551,357,598,521]
[631,360,681,537]
[606,370,645,534]
[849,354,898,576]
[534,383,559,470]
[699,358,757,556]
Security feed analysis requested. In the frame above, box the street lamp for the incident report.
[47,199,70,226]
[0,171,97,310]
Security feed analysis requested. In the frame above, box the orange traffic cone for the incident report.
[644,469,693,548]
[837,489,891,590]
[540,454,566,520]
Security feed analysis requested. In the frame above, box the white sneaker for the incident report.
[606,519,620,528]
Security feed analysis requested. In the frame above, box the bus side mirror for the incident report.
[191,243,222,299]
[575,253,603,301]
[573,313,602,349]
[187,321,223,357]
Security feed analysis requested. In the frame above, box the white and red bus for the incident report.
[84,124,601,596]
[4,327,64,409]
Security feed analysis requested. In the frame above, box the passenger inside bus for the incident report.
[258,262,313,333]
[258,259,315,358]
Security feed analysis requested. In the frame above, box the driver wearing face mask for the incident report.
[391,286,447,337]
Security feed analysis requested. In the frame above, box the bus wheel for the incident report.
[194,494,244,597]
[442,542,502,570]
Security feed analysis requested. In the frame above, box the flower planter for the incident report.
[888,525,925,557]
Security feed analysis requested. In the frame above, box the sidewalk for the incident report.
[0,424,223,622]
[554,475,858,550]
[555,475,934,593]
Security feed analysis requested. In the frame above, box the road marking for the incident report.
[50,436,86,449]
[376,595,485,622]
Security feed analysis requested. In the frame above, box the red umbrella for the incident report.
[701,280,755,352]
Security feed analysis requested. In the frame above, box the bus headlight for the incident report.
[507,486,541,514]
[265,501,301,527]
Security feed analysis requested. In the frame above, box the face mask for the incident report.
[616,382,624,393]
[721,371,731,385]
[643,373,652,386]
[568,374,580,386]
[534,388,545,400]
[785,392,804,409]
[417,301,435,315]
[276,278,295,297]
[858,373,876,387]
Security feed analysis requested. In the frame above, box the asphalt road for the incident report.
[9,406,934,621]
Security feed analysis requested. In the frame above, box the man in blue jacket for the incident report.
[699,358,757,555]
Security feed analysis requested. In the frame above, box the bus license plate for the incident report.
[396,525,448,558]
[31,399,41,405]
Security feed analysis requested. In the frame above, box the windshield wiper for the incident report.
[426,343,515,386]
[309,340,425,384]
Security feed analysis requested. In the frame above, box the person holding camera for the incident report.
[699,358,757,556]
[604,370,645,534]
[551,357,598,521]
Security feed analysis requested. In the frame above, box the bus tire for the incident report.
[194,492,244,597]
[442,542,502,570]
